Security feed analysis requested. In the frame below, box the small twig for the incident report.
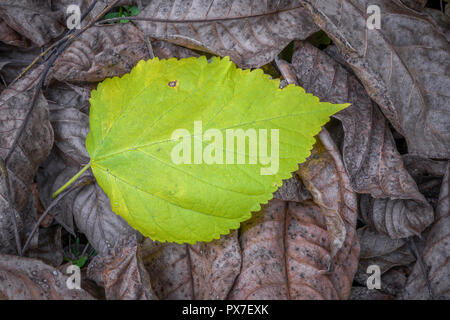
[22,178,93,255]
[0,159,22,256]
[145,35,154,59]
[406,237,435,299]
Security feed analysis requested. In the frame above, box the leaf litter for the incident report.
[0,0,448,300]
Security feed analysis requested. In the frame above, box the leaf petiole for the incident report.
[52,162,91,198]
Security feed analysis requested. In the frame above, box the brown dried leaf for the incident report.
[0,19,28,47]
[0,66,53,254]
[291,41,434,239]
[135,0,319,68]
[354,226,415,285]
[228,199,359,300]
[102,236,156,300]
[298,131,358,258]
[141,232,241,300]
[0,0,65,47]
[403,162,450,299]
[300,0,450,159]
[52,24,149,82]
[0,254,93,299]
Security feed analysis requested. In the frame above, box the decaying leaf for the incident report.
[101,236,156,300]
[228,199,359,300]
[354,226,415,285]
[141,232,241,300]
[0,66,53,254]
[291,41,434,239]
[0,19,28,47]
[0,254,93,299]
[298,131,358,258]
[403,162,450,299]
[134,0,319,68]
[52,24,149,82]
[300,0,450,159]
[0,0,65,47]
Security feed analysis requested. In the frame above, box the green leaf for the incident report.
[85,56,348,244]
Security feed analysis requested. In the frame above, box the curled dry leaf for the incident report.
[381,268,409,297]
[135,0,319,68]
[291,41,434,239]
[101,236,156,300]
[403,162,450,299]
[52,24,149,82]
[47,101,90,167]
[298,131,358,259]
[141,232,241,300]
[403,155,447,208]
[300,0,450,159]
[0,0,65,47]
[0,65,54,254]
[228,199,359,300]
[0,254,93,299]
[354,226,415,285]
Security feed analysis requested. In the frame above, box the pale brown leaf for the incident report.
[102,236,156,300]
[228,199,359,300]
[134,0,319,68]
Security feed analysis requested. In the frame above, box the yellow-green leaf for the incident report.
[85,56,348,243]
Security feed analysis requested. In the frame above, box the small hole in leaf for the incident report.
[168,80,177,87]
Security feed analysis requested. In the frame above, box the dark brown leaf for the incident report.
[403,162,450,299]
[52,24,149,82]
[228,199,359,300]
[135,0,319,68]
[299,0,450,159]
[0,66,53,254]
[0,254,93,299]
[354,226,415,285]
[0,0,65,47]
[142,232,241,300]
[291,41,434,239]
